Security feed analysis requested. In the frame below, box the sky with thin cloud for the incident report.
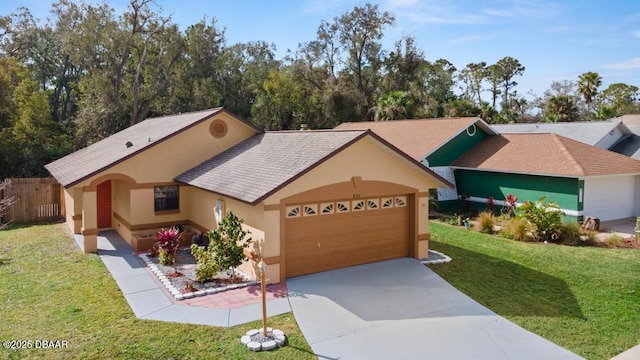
[2,0,639,101]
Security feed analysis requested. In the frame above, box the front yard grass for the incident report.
[429,221,640,360]
[0,223,315,359]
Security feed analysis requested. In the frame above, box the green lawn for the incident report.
[428,221,640,360]
[0,223,315,360]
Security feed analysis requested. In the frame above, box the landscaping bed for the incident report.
[140,248,256,300]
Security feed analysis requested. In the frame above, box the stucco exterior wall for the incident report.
[112,180,131,222]
[62,113,256,250]
[63,187,82,233]
[181,187,267,235]
[128,187,187,225]
[74,112,256,187]
[180,187,276,282]
[264,137,436,204]
[263,136,438,281]
[180,136,440,283]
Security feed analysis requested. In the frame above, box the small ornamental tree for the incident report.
[194,211,252,280]
[516,196,565,243]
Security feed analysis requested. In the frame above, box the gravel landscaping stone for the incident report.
[421,250,452,265]
[139,248,253,300]
[241,328,287,352]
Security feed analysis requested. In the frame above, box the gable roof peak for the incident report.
[176,129,451,204]
[45,107,260,187]
[334,117,495,160]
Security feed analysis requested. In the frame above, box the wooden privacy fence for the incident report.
[1,178,64,224]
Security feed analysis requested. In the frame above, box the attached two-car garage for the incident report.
[177,128,451,283]
[284,195,411,278]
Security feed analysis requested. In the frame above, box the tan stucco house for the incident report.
[45,108,451,283]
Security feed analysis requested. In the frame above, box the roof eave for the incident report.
[449,166,579,179]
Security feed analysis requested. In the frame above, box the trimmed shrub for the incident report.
[190,244,220,281]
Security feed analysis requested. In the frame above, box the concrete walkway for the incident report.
[600,217,637,238]
[611,344,640,360]
[74,230,291,327]
[287,258,583,360]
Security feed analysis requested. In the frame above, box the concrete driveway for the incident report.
[287,258,582,360]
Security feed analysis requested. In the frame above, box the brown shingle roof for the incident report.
[176,130,452,205]
[335,117,495,160]
[451,133,640,177]
[45,108,261,187]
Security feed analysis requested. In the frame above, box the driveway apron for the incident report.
[287,258,582,360]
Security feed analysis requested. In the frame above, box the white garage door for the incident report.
[583,176,635,221]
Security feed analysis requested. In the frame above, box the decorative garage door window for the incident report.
[286,196,407,218]
[320,202,335,215]
[367,199,379,210]
[337,201,350,213]
[303,204,317,216]
[352,200,365,211]
[286,205,301,218]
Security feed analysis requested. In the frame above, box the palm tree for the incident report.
[374,91,414,121]
[544,95,579,122]
[577,72,602,116]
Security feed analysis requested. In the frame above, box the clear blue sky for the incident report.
[2,0,640,102]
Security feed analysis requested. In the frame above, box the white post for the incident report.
[258,260,267,336]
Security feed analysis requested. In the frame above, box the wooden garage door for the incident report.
[285,196,410,278]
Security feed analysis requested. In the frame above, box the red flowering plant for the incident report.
[487,196,495,211]
[155,227,183,274]
[505,194,518,217]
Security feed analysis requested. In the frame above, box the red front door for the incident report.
[97,180,112,228]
